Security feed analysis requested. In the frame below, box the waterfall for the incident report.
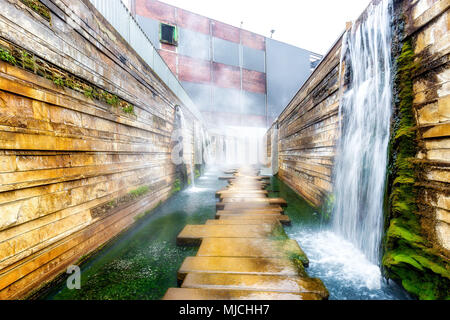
[271,127,278,175]
[175,106,196,188]
[190,159,196,188]
[332,0,393,264]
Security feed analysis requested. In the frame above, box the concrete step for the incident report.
[219,176,268,180]
[196,237,304,259]
[163,288,322,300]
[177,256,304,280]
[177,224,275,246]
[217,203,283,211]
[163,166,327,301]
[218,214,291,225]
[216,189,268,196]
[205,220,281,226]
[220,197,287,207]
[181,273,328,298]
[217,209,284,215]
[225,186,268,190]
[219,193,268,199]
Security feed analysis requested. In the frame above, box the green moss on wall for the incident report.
[171,178,181,195]
[20,0,51,22]
[383,38,450,300]
[0,39,136,118]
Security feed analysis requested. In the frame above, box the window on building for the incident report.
[159,23,178,46]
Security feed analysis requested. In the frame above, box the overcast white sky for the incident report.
[161,0,371,54]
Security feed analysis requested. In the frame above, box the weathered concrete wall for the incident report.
[0,0,199,299]
[272,36,343,207]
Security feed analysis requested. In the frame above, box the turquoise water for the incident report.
[43,167,227,300]
[43,169,409,300]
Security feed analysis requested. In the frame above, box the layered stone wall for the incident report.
[272,36,343,207]
[382,0,450,299]
[0,0,199,299]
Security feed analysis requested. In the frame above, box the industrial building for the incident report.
[125,0,322,129]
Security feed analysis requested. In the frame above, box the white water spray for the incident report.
[332,0,393,264]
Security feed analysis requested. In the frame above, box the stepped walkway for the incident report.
[163,166,328,300]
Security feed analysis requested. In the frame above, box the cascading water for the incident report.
[190,160,196,188]
[271,126,279,175]
[332,0,393,264]
[175,106,196,188]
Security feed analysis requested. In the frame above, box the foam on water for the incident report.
[291,228,409,300]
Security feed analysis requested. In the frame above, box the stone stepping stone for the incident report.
[163,288,322,300]
[205,220,281,226]
[217,209,284,215]
[218,214,291,225]
[217,203,283,211]
[176,224,275,245]
[219,193,268,199]
[216,189,268,197]
[219,176,268,180]
[177,256,304,281]
[220,197,287,206]
[164,166,326,301]
[225,186,268,190]
[196,237,306,261]
[181,273,328,298]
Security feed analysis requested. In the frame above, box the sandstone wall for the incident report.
[273,36,343,207]
[408,0,449,257]
[0,0,199,299]
[381,0,449,299]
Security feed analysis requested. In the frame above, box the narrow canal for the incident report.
[43,167,410,300]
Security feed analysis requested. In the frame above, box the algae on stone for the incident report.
[383,38,450,300]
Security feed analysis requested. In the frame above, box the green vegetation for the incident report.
[0,48,16,65]
[122,103,135,115]
[269,224,288,241]
[382,39,450,300]
[84,87,94,99]
[171,178,181,194]
[129,186,151,198]
[52,75,65,87]
[0,39,137,119]
[320,193,334,221]
[195,168,200,178]
[21,51,35,71]
[103,92,119,107]
[20,0,51,21]
[288,251,309,269]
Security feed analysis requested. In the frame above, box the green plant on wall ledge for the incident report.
[122,103,136,115]
[21,51,35,72]
[52,75,65,87]
[171,178,181,195]
[20,0,51,22]
[320,193,335,221]
[0,48,16,65]
[129,186,150,198]
[0,40,138,119]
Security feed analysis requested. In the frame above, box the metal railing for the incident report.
[89,0,203,122]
